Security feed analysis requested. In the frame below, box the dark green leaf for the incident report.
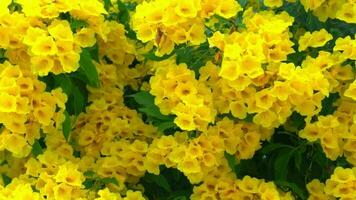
[62,111,71,141]
[260,143,293,154]
[32,140,44,157]
[274,149,293,180]
[130,91,155,107]
[157,121,176,132]
[275,180,307,200]
[83,179,95,189]
[100,177,119,186]
[145,173,172,192]
[79,49,100,88]
[67,83,86,116]
[84,171,96,177]
[224,152,237,173]
[2,174,11,186]
[69,18,88,32]
[138,107,171,120]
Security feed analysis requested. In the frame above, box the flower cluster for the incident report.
[300,0,356,23]
[132,0,241,55]
[191,163,295,200]
[0,0,355,199]
[150,60,216,131]
[0,62,67,157]
[308,167,356,199]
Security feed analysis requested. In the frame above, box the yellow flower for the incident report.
[264,0,283,8]
[174,114,196,131]
[0,93,17,112]
[123,190,145,200]
[0,27,9,48]
[55,162,84,187]
[48,20,73,41]
[0,0,11,15]
[238,176,261,193]
[31,36,58,56]
[75,28,96,47]
[58,51,80,73]
[344,81,356,101]
[215,0,242,18]
[177,157,201,174]
[31,56,55,76]
[53,183,73,200]
[298,29,333,51]
[175,0,198,18]
[336,2,356,24]
[330,167,355,183]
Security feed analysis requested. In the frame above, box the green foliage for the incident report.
[128,91,177,133]
[62,111,71,141]
[176,42,218,77]
[78,49,100,88]
[32,139,44,157]
[140,167,193,200]
[83,171,119,190]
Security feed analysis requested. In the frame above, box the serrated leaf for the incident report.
[62,111,71,141]
[32,140,43,157]
[145,173,172,192]
[79,49,100,88]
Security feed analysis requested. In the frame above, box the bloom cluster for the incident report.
[0,0,355,199]
[300,0,356,23]
[132,0,241,55]
[307,167,356,199]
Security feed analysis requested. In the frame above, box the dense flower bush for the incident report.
[0,0,355,199]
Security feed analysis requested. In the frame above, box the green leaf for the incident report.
[274,149,293,180]
[145,173,172,192]
[84,171,96,177]
[238,0,248,8]
[32,140,43,157]
[67,83,86,116]
[103,0,111,11]
[130,91,155,107]
[62,111,71,141]
[224,152,237,173]
[79,49,100,88]
[54,75,72,95]
[138,107,171,120]
[69,18,88,32]
[275,180,307,200]
[157,121,176,132]
[294,145,307,172]
[176,43,217,77]
[319,93,340,116]
[100,177,119,186]
[83,179,95,189]
[1,174,11,186]
[260,143,293,154]
[172,197,187,200]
